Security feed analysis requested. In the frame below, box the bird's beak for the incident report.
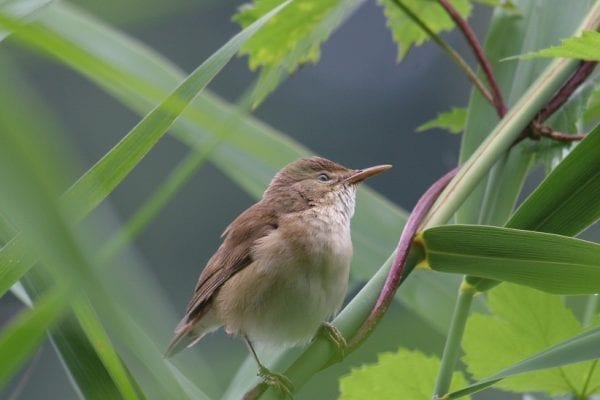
[344,164,392,185]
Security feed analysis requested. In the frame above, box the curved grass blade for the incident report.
[468,122,600,291]
[448,326,600,399]
[0,0,53,41]
[0,286,69,389]
[420,225,600,295]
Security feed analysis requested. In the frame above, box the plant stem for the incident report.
[348,168,458,351]
[537,61,598,123]
[433,281,475,399]
[420,53,591,228]
[438,0,507,117]
[391,0,494,105]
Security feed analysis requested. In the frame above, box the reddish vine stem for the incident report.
[347,167,458,351]
[513,61,598,145]
[392,0,494,105]
[537,60,598,122]
[438,0,507,117]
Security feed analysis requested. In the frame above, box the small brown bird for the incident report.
[165,157,391,394]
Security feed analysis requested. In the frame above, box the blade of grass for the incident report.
[0,0,290,296]
[0,286,69,389]
[419,225,600,295]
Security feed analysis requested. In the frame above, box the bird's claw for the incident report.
[257,364,294,399]
[318,322,348,364]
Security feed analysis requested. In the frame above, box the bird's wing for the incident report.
[165,202,277,356]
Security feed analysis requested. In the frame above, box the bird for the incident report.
[165,156,391,396]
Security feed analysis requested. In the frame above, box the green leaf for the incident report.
[379,0,472,61]
[515,31,600,61]
[461,283,600,396]
[339,348,471,399]
[234,0,340,71]
[508,123,600,236]
[420,225,600,294]
[234,0,367,105]
[450,327,600,398]
[417,107,468,134]
[0,286,68,388]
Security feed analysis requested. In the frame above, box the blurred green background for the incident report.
[0,1,531,399]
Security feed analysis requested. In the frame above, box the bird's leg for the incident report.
[243,336,294,398]
[317,321,348,364]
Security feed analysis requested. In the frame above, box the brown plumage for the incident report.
[165,157,391,374]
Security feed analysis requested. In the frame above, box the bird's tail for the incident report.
[164,325,198,358]
[164,316,219,358]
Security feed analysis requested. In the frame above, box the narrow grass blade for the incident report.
[72,299,144,400]
[0,286,69,388]
[0,0,52,41]
[420,225,600,294]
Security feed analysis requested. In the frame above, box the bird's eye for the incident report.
[317,173,331,182]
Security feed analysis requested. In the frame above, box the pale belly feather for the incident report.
[215,203,353,348]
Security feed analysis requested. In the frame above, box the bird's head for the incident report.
[264,157,391,213]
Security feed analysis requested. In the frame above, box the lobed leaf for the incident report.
[234,0,341,71]
[417,107,468,134]
[514,30,600,61]
[460,284,600,396]
[379,0,471,61]
[339,348,471,399]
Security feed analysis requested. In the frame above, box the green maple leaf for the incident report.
[417,107,468,133]
[462,283,600,396]
[515,31,600,61]
[339,348,471,399]
[379,0,472,61]
[233,0,343,71]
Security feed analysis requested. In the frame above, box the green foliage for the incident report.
[0,0,599,399]
[339,349,471,399]
[516,30,600,61]
[417,107,468,133]
[233,0,340,71]
[462,283,600,396]
[379,0,471,61]
[421,225,600,294]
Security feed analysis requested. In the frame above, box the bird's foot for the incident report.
[257,364,294,399]
[318,322,348,364]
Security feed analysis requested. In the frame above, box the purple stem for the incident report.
[438,0,507,117]
[348,167,458,349]
[537,61,598,122]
